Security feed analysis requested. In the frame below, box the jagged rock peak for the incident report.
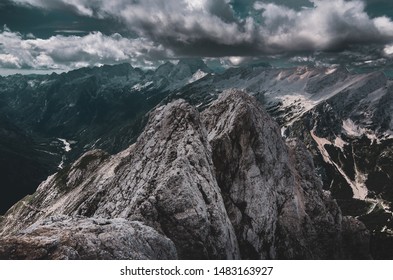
[0,97,239,260]
[0,89,370,260]
[202,89,370,259]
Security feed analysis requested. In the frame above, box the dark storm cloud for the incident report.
[3,0,393,70]
[0,0,126,39]
[209,0,237,23]
[11,0,393,53]
[119,0,393,57]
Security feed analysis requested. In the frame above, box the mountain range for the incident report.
[0,59,392,259]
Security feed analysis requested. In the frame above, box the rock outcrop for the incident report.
[0,90,370,259]
[0,216,177,260]
[201,91,360,259]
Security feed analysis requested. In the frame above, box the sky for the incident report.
[1,0,393,74]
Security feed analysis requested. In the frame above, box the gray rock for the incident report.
[0,99,239,260]
[0,89,370,259]
[0,216,177,260]
[201,90,368,259]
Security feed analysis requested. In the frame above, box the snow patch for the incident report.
[353,147,369,200]
[276,71,288,81]
[334,137,347,151]
[188,69,208,84]
[383,131,393,139]
[132,81,153,91]
[342,119,382,144]
[58,156,66,169]
[325,68,337,75]
[366,133,381,144]
[58,138,72,152]
[311,129,368,200]
[279,94,315,111]
[27,80,37,88]
[57,138,72,169]
[342,119,366,137]
[310,129,332,164]
[281,127,287,137]
[275,94,316,126]
[40,80,51,86]
[366,198,393,226]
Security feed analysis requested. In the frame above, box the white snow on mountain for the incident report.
[334,137,347,151]
[58,138,72,152]
[343,119,367,137]
[342,119,384,144]
[311,128,368,200]
[131,81,153,91]
[188,69,208,84]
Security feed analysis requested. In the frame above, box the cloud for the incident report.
[254,0,393,52]
[10,0,98,16]
[0,54,22,68]
[6,0,393,68]
[0,27,170,70]
[383,44,393,56]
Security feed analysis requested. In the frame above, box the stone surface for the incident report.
[0,216,177,260]
[0,89,370,259]
[201,90,356,259]
[0,98,239,260]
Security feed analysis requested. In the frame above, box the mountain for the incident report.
[164,65,393,259]
[0,90,369,259]
[0,59,211,214]
[1,62,392,258]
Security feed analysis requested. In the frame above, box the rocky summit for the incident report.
[0,90,370,260]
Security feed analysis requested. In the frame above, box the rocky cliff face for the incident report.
[0,90,369,260]
[167,66,393,258]
[0,60,212,214]
[201,91,365,259]
[0,216,177,260]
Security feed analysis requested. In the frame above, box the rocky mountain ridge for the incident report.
[0,90,369,259]
[165,66,393,258]
[1,62,392,258]
[0,58,212,214]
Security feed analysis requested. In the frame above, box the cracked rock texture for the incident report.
[0,90,369,259]
[202,91,368,259]
[0,216,177,260]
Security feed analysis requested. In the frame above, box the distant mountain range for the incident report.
[0,60,392,259]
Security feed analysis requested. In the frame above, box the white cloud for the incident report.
[12,0,257,48]
[383,44,393,56]
[255,0,393,52]
[11,0,96,16]
[6,0,393,68]
[0,54,22,68]
[0,28,170,70]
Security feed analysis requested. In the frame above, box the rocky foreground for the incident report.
[0,90,370,259]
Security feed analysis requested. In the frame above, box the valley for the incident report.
[1,60,392,258]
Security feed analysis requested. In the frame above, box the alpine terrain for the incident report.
[0,60,391,259]
[0,90,369,259]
